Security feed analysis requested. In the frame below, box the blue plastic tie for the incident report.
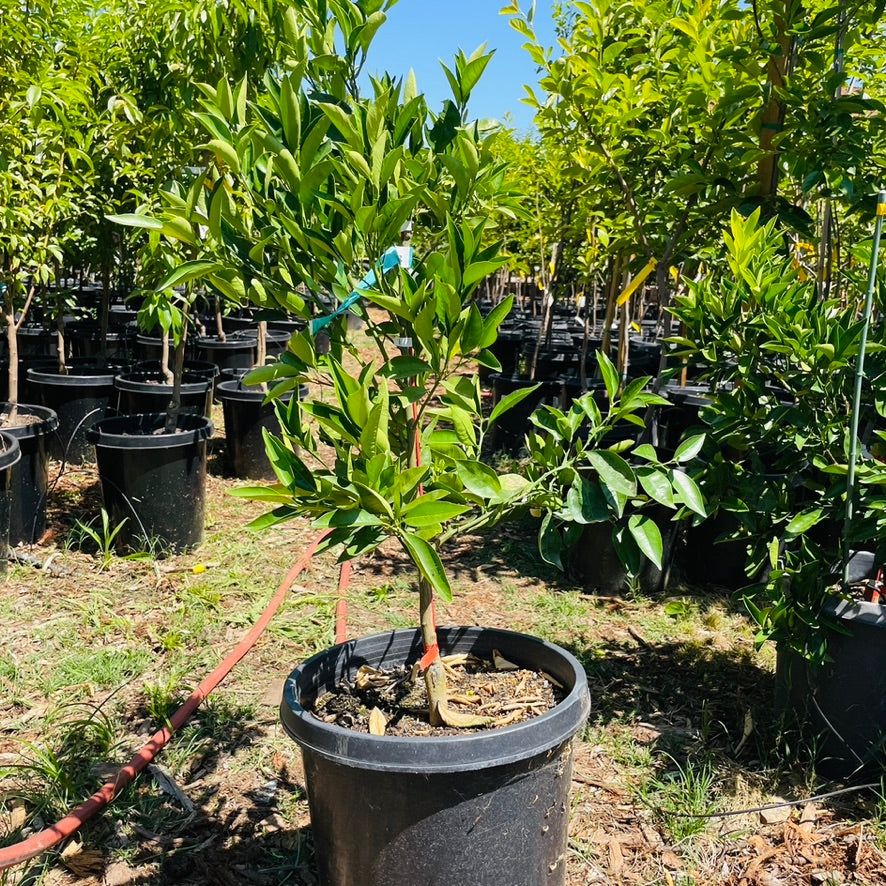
[310,246,413,335]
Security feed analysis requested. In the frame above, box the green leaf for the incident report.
[768,537,780,570]
[263,430,315,492]
[463,260,507,288]
[488,383,539,426]
[786,508,824,535]
[632,443,660,462]
[105,213,163,230]
[318,101,361,148]
[156,260,221,290]
[538,513,563,570]
[565,477,609,523]
[628,514,663,570]
[315,509,382,528]
[637,466,675,507]
[671,470,706,517]
[201,139,240,173]
[244,363,300,386]
[160,216,198,246]
[353,481,394,517]
[449,405,477,447]
[400,533,452,601]
[279,75,301,149]
[597,350,619,403]
[385,355,433,378]
[588,450,636,498]
[228,484,292,503]
[479,295,514,348]
[287,331,316,366]
[455,460,502,498]
[247,506,299,531]
[402,499,471,527]
[360,382,390,458]
[673,434,705,463]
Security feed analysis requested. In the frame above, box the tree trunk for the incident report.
[618,298,629,389]
[160,335,173,385]
[214,295,226,342]
[601,256,623,371]
[579,285,591,392]
[100,218,112,353]
[652,261,672,394]
[55,292,67,375]
[528,241,560,381]
[756,5,795,199]
[164,304,189,434]
[5,284,18,419]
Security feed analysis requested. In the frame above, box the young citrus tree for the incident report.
[117,0,704,726]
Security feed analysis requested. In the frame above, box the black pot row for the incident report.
[10,323,295,368]
[0,372,304,556]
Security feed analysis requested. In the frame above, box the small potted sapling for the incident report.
[140,8,702,878]
[231,216,591,884]
[235,237,704,885]
[88,183,216,554]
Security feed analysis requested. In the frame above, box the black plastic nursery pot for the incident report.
[479,326,523,382]
[677,510,752,591]
[66,322,135,361]
[519,339,579,380]
[134,334,179,361]
[488,373,560,455]
[0,432,21,567]
[657,384,712,453]
[0,404,59,545]
[264,328,292,360]
[216,379,302,480]
[17,325,56,358]
[570,509,677,595]
[27,366,117,464]
[132,359,219,383]
[280,626,590,886]
[776,596,886,780]
[114,372,214,418]
[86,413,213,554]
[194,332,257,372]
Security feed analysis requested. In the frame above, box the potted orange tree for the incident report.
[148,3,708,881]
[670,205,886,778]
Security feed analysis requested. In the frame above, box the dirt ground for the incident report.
[1,413,886,886]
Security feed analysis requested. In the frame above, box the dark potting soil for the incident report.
[312,653,563,737]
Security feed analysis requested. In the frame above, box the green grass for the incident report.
[635,754,718,844]
[1,702,125,827]
[42,647,152,695]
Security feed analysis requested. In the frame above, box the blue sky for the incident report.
[364,1,557,133]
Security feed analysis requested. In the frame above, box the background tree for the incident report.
[507,0,763,334]
[0,1,99,407]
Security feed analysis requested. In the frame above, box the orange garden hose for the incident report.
[0,530,334,871]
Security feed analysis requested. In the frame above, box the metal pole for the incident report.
[843,190,886,586]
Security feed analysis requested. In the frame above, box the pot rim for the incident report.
[281,625,590,774]
[27,366,117,385]
[86,412,213,448]
[0,431,21,470]
[825,594,886,628]
[0,403,60,437]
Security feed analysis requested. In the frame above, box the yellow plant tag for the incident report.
[616,258,657,306]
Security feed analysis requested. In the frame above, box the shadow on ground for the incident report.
[570,635,776,763]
